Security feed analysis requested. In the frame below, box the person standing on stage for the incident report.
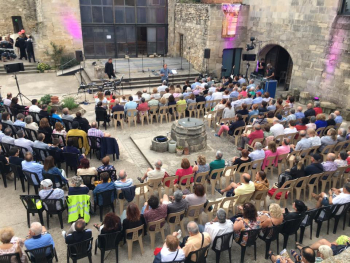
[257,58,265,76]
[266,63,275,80]
[104,58,116,79]
[17,33,27,60]
[26,35,35,63]
[160,64,172,84]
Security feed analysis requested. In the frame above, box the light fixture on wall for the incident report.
[246,37,256,51]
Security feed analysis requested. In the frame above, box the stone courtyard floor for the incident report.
[0,70,348,262]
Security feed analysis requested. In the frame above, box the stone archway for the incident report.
[258,44,293,90]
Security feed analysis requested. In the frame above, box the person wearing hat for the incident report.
[39,179,65,210]
[283,200,307,221]
[252,91,263,104]
[304,153,324,176]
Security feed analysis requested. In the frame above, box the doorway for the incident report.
[222,48,242,78]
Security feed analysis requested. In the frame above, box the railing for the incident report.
[56,57,85,76]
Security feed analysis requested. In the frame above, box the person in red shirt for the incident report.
[313,101,323,116]
[174,158,194,186]
[137,97,150,122]
[295,117,309,139]
[237,123,264,150]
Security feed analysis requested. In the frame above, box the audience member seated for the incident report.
[2,93,12,107]
[52,122,67,143]
[114,170,133,189]
[306,116,317,130]
[253,112,268,126]
[66,121,90,155]
[239,124,264,151]
[254,171,269,191]
[326,113,336,127]
[312,182,350,208]
[77,158,97,177]
[216,173,255,197]
[249,104,259,119]
[252,92,263,104]
[258,101,269,114]
[222,100,235,119]
[290,130,311,151]
[10,97,27,116]
[163,190,188,216]
[63,138,85,161]
[313,101,323,116]
[192,155,210,177]
[14,130,33,152]
[68,176,89,196]
[277,138,291,156]
[337,128,347,142]
[37,104,49,120]
[93,212,121,234]
[33,133,50,150]
[61,108,74,122]
[87,121,110,138]
[95,102,111,125]
[0,145,11,175]
[262,141,278,170]
[63,219,92,244]
[266,111,275,124]
[0,123,4,141]
[39,179,65,210]
[204,208,233,249]
[259,203,283,236]
[285,108,297,122]
[249,142,265,161]
[305,153,324,176]
[25,115,38,131]
[283,200,307,221]
[231,149,252,171]
[22,152,43,184]
[304,103,316,118]
[179,221,211,261]
[141,89,151,101]
[112,99,125,117]
[270,120,284,138]
[267,99,276,112]
[38,118,53,142]
[334,110,343,124]
[93,172,116,204]
[2,112,13,125]
[0,227,27,263]
[209,150,225,176]
[322,153,338,172]
[50,108,62,123]
[319,128,337,152]
[307,128,321,147]
[122,203,146,240]
[2,128,15,144]
[43,156,68,187]
[73,112,90,132]
[270,246,315,263]
[214,98,226,111]
[137,97,150,122]
[182,184,206,216]
[97,156,116,181]
[95,92,108,105]
[284,120,297,135]
[24,222,55,252]
[335,152,348,167]
[237,103,249,116]
[124,96,138,116]
[215,114,245,137]
[138,159,167,183]
[276,156,305,188]
[174,158,194,186]
[153,235,185,263]
[13,113,25,127]
[315,113,327,130]
[300,236,349,257]
[9,147,23,166]
[143,195,167,229]
[295,106,305,120]
[231,203,261,245]
[159,97,167,107]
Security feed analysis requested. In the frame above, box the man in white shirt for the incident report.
[162,88,172,99]
[15,130,34,152]
[141,89,151,101]
[138,159,166,183]
[157,80,168,93]
[284,120,297,135]
[248,142,265,162]
[208,85,216,94]
[204,209,233,250]
[231,95,244,108]
[313,182,350,208]
[3,93,12,106]
[270,120,285,137]
[212,88,223,101]
[29,99,41,113]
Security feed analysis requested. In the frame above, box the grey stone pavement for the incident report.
[0,69,348,263]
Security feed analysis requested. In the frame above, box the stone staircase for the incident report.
[0,63,39,75]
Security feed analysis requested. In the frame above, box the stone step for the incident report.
[0,70,39,75]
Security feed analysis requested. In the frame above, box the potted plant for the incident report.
[176,146,183,156]
[51,96,59,104]
[183,147,190,155]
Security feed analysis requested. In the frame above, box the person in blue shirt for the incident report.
[124,96,138,117]
[252,92,263,104]
[191,77,201,89]
[295,106,305,120]
[50,108,63,124]
[24,222,55,255]
[334,110,343,124]
[256,85,264,95]
[160,64,172,83]
[21,152,43,185]
[42,156,68,187]
[93,172,116,205]
[13,113,26,127]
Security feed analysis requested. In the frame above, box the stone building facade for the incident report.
[168,0,350,109]
[0,0,83,64]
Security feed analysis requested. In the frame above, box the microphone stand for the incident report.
[14,74,31,104]
[188,47,191,78]
[148,68,151,93]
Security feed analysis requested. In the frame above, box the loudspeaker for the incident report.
[4,63,24,73]
[75,50,84,62]
[204,49,211,59]
[242,54,256,61]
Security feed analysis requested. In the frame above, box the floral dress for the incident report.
[234,218,261,246]
[0,240,27,263]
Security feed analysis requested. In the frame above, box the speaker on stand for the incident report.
[204,48,210,75]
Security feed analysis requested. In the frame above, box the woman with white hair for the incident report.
[25,115,38,131]
[316,245,333,262]
[0,227,27,262]
[337,128,347,142]
[258,203,283,239]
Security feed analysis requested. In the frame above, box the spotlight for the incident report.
[250,37,256,42]
[246,44,255,51]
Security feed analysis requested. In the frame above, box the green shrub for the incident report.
[37,63,51,73]
[44,42,65,69]
[40,94,52,105]
[60,56,80,70]
[62,97,79,110]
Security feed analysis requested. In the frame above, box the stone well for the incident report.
[171,118,207,152]
[151,136,169,152]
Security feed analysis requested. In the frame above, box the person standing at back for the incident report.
[104,58,115,79]
[26,35,35,63]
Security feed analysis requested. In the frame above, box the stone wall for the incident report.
[0,0,83,65]
[169,0,350,109]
